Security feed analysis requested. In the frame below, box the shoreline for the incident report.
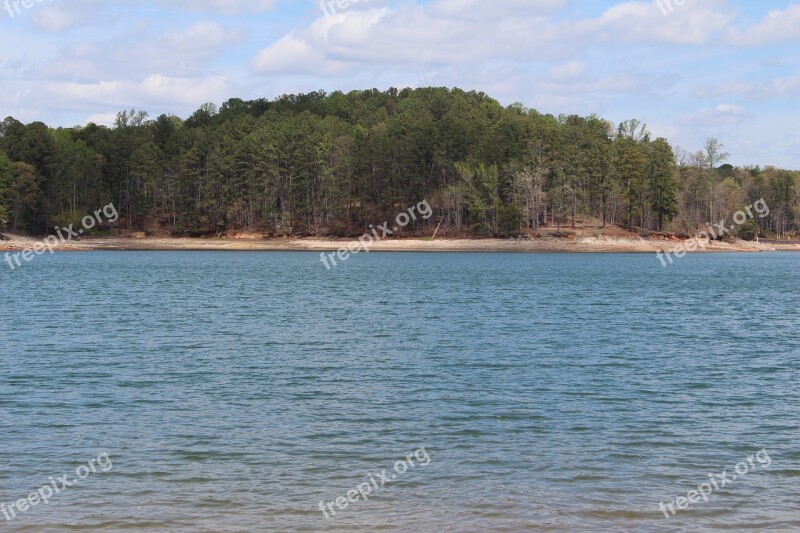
[2,232,799,254]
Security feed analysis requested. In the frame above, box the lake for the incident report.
[1,251,798,532]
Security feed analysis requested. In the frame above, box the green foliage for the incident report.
[470,222,488,236]
[705,137,730,169]
[457,162,502,236]
[648,138,680,231]
[8,162,40,231]
[0,88,796,239]
[50,210,88,233]
[497,204,522,235]
[737,220,759,241]
[549,181,575,233]
[615,135,647,227]
[0,152,11,228]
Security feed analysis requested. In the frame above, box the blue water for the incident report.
[1,251,798,532]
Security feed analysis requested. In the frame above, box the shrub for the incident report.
[737,220,759,241]
[470,223,488,236]
[497,204,522,236]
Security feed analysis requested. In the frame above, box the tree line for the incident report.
[1,87,798,239]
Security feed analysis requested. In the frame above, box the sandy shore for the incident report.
[2,231,799,254]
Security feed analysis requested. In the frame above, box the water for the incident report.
[1,251,798,532]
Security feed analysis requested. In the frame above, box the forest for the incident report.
[0,87,798,239]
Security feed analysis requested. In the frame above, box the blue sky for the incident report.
[0,0,798,168]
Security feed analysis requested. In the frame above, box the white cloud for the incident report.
[250,0,736,79]
[25,0,279,33]
[726,4,800,46]
[580,0,735,45]
[30,6,82,32]
[85,112,118,126]
[39,20,242,82]
[694,75,800,100]
[141,74,233,104]
[156,0,278,14]
[680,104,752,127]
[549,61,589,81]
[429,0,568,20]
[32,75,233,112]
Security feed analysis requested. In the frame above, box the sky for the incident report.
[0,0,798,168]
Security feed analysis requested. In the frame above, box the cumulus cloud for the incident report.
[578,0,735,45]
[549,61,589,81]
[726,4,800,46]
[30,5,83,32]
[250,0,735,78]
[38,20,242,82]
[680,104,753,127]
[85,112,119,126]
[5,16,240,119]
[34,75,233,112]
